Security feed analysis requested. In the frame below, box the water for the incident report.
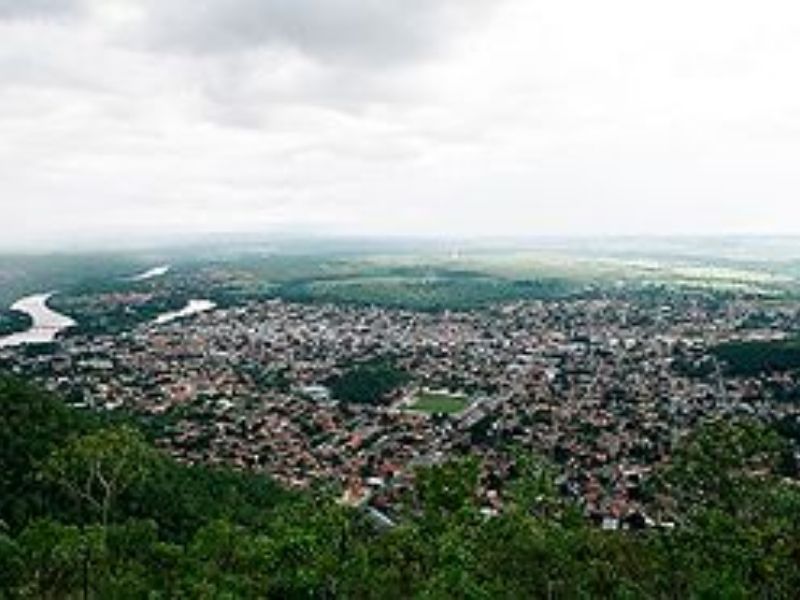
[0,285,215,349]
[129,265,170,281]
[154,299,216,325]
[0,293,76,348]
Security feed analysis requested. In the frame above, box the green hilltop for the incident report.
[2,377,800,598]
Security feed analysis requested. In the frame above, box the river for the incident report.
[0,294,217,347]
[128,265,170,281]
[153,299,216,325]
[0,293,76,349]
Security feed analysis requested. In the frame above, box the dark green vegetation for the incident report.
[3,377,800,598]
[713,338,800,376]
[0,254,151,307]
[174,254,580,312]
[327,359,409,405]
[276,273,576,311]
[0,309,31,337]
[50,294,189,337]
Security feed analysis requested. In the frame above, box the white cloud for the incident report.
[2,0,800,248]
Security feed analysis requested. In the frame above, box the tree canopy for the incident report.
[2,376,800,598]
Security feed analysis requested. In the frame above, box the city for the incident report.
[5,282,799,531]
[4,0,800,593]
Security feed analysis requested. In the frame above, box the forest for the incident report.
[0,309,31,337]
[2,376,800,598]
[327,359,410,405]
[713,338,800,376]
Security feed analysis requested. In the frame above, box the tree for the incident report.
[0,376,96,530]
[412,458,480,528]
[658,419,786,519]
[0,530,23,592]
[43,426,158,527]
[327,359,409,405]
[506,451,566,521]
[16,519,105,598]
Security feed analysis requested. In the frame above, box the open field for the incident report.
[408,390,470,414]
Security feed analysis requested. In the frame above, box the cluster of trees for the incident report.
[327,359,409,405]
[0,254,150,308]
[0,309,31,337]
[50,293,191,337]
[2,376,800,597]
[275,275,576,312]
[713,338,800,376]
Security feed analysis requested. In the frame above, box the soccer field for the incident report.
[408,390,469,414]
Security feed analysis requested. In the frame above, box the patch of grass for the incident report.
[409,390,470,415]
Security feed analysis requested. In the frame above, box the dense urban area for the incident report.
[4,270,800,525]
[3,255,800,597]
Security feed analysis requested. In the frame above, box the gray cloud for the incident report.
[0,0,81,19]
[2,0,800,249]
[138,0,484,66]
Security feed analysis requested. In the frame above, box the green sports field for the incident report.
[408,390,470,414]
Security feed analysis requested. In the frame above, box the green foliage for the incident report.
[0,253,149,307]
[328,359,409,405]
[409,391,469,414]
[277,275,574,311]
[506,452,579,524]
[0,308,32,336]
[16,519,90,597]
[43,425,159,526]
[659,419,786,518]
[713,338,800,376]
[0,531,23,591]
[0,376,97,530]
[412,458,481,526]
[3,377,800,598]
[53,293,189,336]
[121,459,294,542]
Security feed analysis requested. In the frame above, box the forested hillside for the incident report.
[2,376,800,598]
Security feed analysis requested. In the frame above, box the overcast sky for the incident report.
[2,0,800,248]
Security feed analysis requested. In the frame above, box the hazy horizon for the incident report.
[6,230,800,262]
[4,0,800,247]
